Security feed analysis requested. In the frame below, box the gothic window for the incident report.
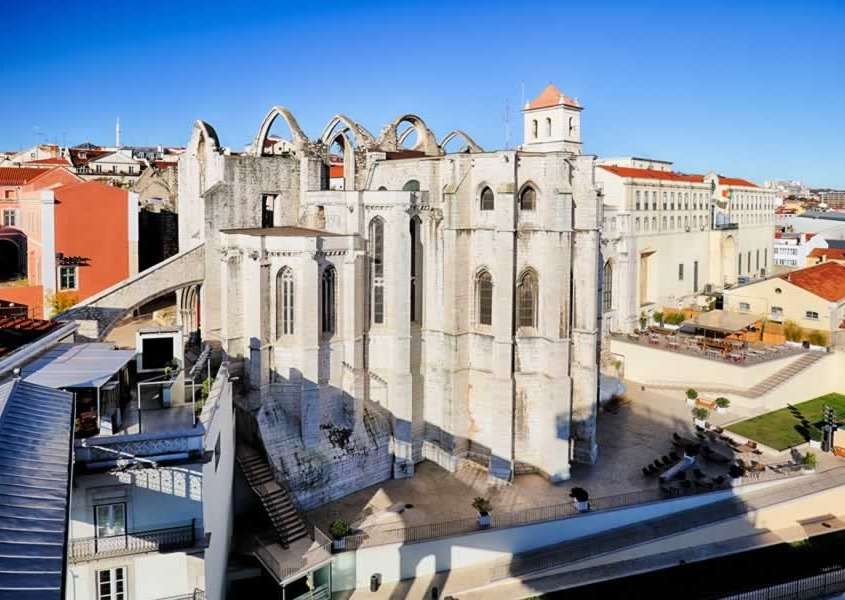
[519,186,536,211]
[517,269,538,329]
[276,267,294,336]
[402,180,420,192]
[602,261,612,314]
[321,266,336,336]
[480,186,495,211]
[545,117,552,137]
[369,218,385,324]
[476,270,493,326]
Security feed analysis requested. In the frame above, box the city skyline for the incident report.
[2,0,844,188]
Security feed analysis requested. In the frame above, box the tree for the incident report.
[47,291,78,316]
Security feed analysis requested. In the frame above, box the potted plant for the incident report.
[686,388,699,407]
[692,407,709,428]
[472,497,492,529]
[329,518,351,550]
[569,487,591,512]
[639,312,647,331]
[715,397,730,413]
[653,311,664,328]
[801,451,817,473]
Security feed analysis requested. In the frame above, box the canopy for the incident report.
[681,310,758,334]
[21,342,135,389]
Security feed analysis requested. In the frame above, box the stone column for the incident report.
[342,243,367,430]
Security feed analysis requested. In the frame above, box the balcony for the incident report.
[69,521,199,563]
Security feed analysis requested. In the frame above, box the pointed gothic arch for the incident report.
[375,114,440,155]
[253,106,309,156]
[438,129,484,154]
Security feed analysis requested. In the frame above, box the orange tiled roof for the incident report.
[780,262,845,302]
[718,176,759,188]
[329,164,343,178]
[24,157,71,166]
[527,84,581,109]
[598,165,704,183]
[808,247,845,261]
[0,167,48,186]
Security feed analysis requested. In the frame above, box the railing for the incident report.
[718,566,845,600]
[252,526,333,584]
[70,521,197,563]
[340,466,805,551]
[155,590,205,600]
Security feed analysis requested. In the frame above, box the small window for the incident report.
[568,117,575,135]
[805,311,819,320]
[321,266,336,336]
[545,117,552,137]
[532,120,538,139]
[739,302,751,312]
[678,263,684,281]
[2,209,16,227]
[480,186,495,211]
[519,186,536,211]
[476,270,493,326]
[59,266,77,290]
[96,566,127,600]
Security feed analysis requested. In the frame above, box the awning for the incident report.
[0,378,74,598]
[681,310,758,334]
[21,343,135,389]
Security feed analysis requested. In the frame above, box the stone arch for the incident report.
[319,114,375,148]
[517,267,539,329]
[477,182,495,211]
[439,129,484,154]
[375,114,440,156]
[518,181,540,211]
[253,106,309,156]
[474,267,494,326]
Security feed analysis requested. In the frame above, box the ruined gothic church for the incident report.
[177,84,601,508]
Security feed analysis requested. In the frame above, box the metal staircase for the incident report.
[237,446,308,548]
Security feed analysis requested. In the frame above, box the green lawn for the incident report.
[726,393,845,451]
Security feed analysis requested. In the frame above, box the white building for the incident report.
[773,231,827,269]
[597,159,777,333]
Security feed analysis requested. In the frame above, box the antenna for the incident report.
[115,117,121,148]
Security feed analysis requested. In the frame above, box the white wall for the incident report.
[200,364,235,600]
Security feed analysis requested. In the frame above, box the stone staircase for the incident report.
[742,351,827,397]
[647,351,827,398]
[237,446,308,548]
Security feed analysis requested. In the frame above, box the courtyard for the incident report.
[727,393,845,451]
[307,384,780,541]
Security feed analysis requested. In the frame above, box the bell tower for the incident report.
[522,84,582,154]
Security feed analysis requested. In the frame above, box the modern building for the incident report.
[723,261,845,346]
[597,158,777,334]
[773,231,826,269]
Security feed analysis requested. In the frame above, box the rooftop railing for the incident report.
[69,520,198,563]
[339,465,805,551]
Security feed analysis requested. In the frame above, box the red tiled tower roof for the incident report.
[526,84,581,109]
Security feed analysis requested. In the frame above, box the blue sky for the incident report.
[2,1,844,187]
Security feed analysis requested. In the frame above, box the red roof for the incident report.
[0,167,49,186]
[808,247,845,261]
[24,157,71,166]
[329,164,344,178]
[718,176,759,188]
[781,262,845,302]
[598,165,704,183]
[152,160,177,169]
[527,84,581,110]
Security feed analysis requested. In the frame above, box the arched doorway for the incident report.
[0,228,27,283]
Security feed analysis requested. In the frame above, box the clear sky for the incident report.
[2,1,843,187]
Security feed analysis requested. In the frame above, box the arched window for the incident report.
[568,117,575,135]
[476,270,493,326]
[519,186,536,211]
[369,218,385,324]
[517,270,538,329]
[276,267,294,336]
[480,186,495,211]
[602,261,613,314]
[402,180,420,192]
[321,266,336,336]
[532,120,538,139]
[545,117,552,137]
[651,217,657,230]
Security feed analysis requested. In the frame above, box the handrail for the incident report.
[70,520,197,562]
[339,466,805,551]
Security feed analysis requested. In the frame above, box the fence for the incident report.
[70,521,197,562]
[719,566,845,600]
[341,466,804,551]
